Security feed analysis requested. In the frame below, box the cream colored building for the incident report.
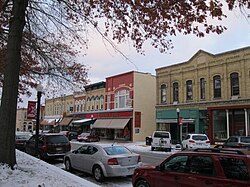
[156,46,250,144]
[16,108,35,132]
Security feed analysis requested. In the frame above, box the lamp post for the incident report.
[90,115,94,135]
[176,108,180,144]
[35,84,43,157]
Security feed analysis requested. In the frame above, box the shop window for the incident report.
[213,75,221,98]
[230,72,240,96]
[173,82,179,102]
[161,84,167,103]
[186,80,193,101]
[213,110,227,140]
[200,78,206,100]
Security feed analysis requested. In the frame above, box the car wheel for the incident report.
[93,165,104,182]
[151,147,155,151]
[65,158,72,172]
[135,179,150,187]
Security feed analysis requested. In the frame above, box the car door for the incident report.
[25,136,36,155]
[178,155,226,187]
[149,155,188,187]
[82,145,99,173]
[70,145,89,171]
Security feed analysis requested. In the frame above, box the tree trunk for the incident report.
[0,0,28,167]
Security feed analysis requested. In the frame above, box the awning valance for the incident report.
[156,118,195,124]
[40,118,60,126]
[93,118,130,129]
[59,117,73,126]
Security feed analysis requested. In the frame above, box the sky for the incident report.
[18,6,250,108]
[0,141,176,187]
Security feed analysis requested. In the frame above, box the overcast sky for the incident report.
[18,7,250,108]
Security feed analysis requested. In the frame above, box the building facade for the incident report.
[156,46,250,144]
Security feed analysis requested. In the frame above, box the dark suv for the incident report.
[25,133,71,160]
[132,148,250,187]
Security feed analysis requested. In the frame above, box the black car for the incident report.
[222,136,250,148]
[15,132,33,152]
[25,133,71,160]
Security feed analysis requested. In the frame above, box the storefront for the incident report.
[208,105,250,144]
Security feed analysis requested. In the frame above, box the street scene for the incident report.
[0,1,250,187]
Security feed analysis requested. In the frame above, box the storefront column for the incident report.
[245,109,248,136]
[226,110,230,139]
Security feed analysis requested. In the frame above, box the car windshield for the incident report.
[192,135,207,141]
[104,146,131,155]
[46,135,69,143]
[154,132,169,138]
[240,137,250,143]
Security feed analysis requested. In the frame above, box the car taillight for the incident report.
[138,155,141,162]
[108,158,118,165]
[189,140,195,143]
[206,140,210,143]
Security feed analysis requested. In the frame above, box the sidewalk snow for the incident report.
[0,150,100,187]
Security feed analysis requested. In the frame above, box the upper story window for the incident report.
[213,75,221,98]
[186,80,193,101]
[115,89,130,109]
[161,84,167,103]
[230,72,239,96]
[87,97,91,111]
[107,95,111,110]
[200,78,206,100]
[100,95,104,110]
[91,96,95,110]
[173,82,179,102]
[95,96,99,110]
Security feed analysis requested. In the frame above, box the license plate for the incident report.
[56,147,62,151]
[197,143,203,145]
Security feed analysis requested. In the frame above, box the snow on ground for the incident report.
[0,141,177,187]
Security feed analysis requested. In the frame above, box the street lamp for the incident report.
[35,84,43,157]
[176,108,180,144]
[90,115,94,135]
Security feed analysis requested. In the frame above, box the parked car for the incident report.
[77,132,100,142]
[221,136,250,149]
[182,133,210,149]
[59,131,78,140]
[132,148,250,187]
[64,143,142,182]
[15,132,33,152]
[151,131,171,152]
[25,133,71,160]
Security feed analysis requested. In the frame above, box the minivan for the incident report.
[151,131,171,152]
[25,133,71,160]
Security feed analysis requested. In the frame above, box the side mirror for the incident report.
[156,164,164,171]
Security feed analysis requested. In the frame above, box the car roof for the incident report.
[81,143,127,148]
[188,134,207,136]
[176,148,250,157]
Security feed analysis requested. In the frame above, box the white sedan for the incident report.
[64,143,142,182]
[182,134,210,150]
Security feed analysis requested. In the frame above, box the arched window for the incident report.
[160,84,167,103]
[91,96,95,110]
[230,72,239,96]
[115,89,130,109]
[200,78,206,100]
[95,96,99,110]
[173,82,179,102]
[186,80,193,100]
[213,75,221,98]
[100,95,104,110]
[87,97,91,111]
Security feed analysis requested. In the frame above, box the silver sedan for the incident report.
[64,143,142,182]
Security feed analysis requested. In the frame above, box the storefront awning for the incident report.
[69,118,94,127]
[40,118,60,126]
[93,118,130,129]
[107,118,130,129]
[59,117,73,126]
[72,118,93,124]
[93,119,112,129]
